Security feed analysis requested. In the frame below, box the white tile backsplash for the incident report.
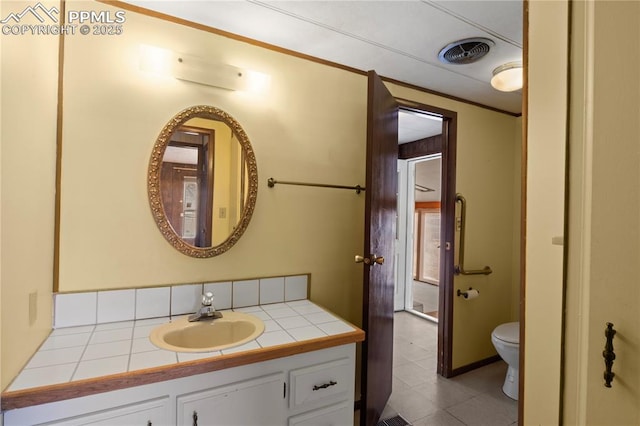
[53,275,310,327]
[259,277,285,304]
[232,280,259,308]
[136,287,170,319]
[285,275,308,301]
[97,289,135,324]
[54,292,97,328]
[171,284,203,316]
[203,281,232,310]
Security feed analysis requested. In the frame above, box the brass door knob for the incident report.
[356,255,384,265]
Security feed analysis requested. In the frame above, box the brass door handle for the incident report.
[355,254,384,265]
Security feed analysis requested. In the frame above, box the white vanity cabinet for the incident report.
[3,344,356,426]
[176,373,286,426]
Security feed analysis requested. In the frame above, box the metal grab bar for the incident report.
[454,193,492,276]
[267,177,365,194]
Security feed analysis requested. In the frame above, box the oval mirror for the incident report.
[148,105,258,257]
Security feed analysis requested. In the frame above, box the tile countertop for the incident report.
[1,300,365,411]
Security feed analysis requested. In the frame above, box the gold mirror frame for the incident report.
[148,105,258,258]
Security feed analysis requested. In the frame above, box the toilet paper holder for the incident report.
[457,288,479,299]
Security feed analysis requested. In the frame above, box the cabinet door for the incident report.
[177,372,285,426]
[288,402,352,426]
[39,397,170,426]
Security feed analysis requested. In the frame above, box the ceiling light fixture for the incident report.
[490,61,523,92]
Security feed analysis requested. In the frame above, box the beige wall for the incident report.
[524,0,568,423]
[388,84,520,369]
[57,1,366,328]
[0,2,58,390]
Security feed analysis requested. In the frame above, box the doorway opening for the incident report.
[398,154,442,322]
[394,101,457,378]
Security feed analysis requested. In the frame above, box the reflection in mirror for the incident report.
[148,106,257,258]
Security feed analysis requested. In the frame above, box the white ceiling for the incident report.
[398,109,442,143]
[124,0,523,115]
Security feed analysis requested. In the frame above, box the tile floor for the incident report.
[380,311,518,426]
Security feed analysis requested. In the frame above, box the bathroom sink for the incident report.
[149,312,265,353]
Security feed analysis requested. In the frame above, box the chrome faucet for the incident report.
[188,292,223,322]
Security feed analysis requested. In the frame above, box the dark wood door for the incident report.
[361,71,398,426]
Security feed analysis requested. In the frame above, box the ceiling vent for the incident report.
[438,38,495,65]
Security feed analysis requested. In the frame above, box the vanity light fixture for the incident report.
[490,61,523,92]
[139,44,270,94]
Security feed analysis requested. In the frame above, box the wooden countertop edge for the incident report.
[1,329,365,411]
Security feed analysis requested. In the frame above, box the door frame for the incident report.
[396,98,457,377]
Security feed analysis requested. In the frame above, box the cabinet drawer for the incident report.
[289,358,350,409]
[288,402,352,426]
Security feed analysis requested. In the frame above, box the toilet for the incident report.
[491,322,520,400]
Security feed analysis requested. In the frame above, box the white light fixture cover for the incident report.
[139,45,270,93]
[490,61,523,92]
